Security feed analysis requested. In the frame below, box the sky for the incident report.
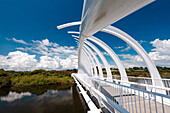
[0,0,170,71]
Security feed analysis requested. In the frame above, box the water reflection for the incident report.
[1,92,31,102]
[0,85,86,113]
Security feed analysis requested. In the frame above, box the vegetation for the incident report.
[0,66,169,88]
[103,66,170,77]
[0,69,77,88]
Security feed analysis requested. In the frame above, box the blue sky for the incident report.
[0,0,170,71]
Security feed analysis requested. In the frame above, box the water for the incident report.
[0,85,87,113]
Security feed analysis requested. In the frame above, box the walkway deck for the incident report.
[72,73,170,113]
[100,82,170,113]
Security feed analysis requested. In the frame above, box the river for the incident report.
[0,85,87,113]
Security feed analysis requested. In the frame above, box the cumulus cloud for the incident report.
[150,39,170,56]
[60,55,78,69]
[0,50,78,71]
[0,38,78,71]
[118,39,170,67]
[36,56,62,70]
[1,38,169,71]
[42,39,52,46]
[0,51,37,71]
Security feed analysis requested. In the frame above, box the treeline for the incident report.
[0,69,77,77]
[110,66,170,72]
[103,66,170,77]
[0,69,77,88]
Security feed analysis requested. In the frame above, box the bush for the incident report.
[30,69,46,75]
[12,73,20,77]
[0,77,11,88]
[0,71,8,77]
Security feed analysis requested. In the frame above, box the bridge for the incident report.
[57,0,170,113]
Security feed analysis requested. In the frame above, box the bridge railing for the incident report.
[112,75,170,88]
[103,75,170,95]
[73,74,170,113]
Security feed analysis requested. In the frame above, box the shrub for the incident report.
[31,69,46,75]
[0,77,11,88]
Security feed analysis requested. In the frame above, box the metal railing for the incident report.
[73,74,170,113]
[112,75,170,88]
[105,75,170,95]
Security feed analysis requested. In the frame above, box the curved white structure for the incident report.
[57,1,170,112]
[80,50,93,76]
[83,44,104,79]
[74,37,104,79]
[57,21,164,88]
[85,41,112,81]
[69,31,128,83]
[82,49,93,76]
[101,26,163,87]
[82,47,98,77]
[73,35,112,81]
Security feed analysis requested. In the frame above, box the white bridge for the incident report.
[57,0,170,112]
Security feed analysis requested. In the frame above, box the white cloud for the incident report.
[114,46,124,49]
[118,39,170,67]
[118,54,144,67]
[36,56,62,70]
[0,51,37,71]
[0,38,78,71]
[2,37,169,71]
[12,38,28,44]
[0,50,78,71]
[102,52,109,56]
[42,39,52,46]
[121,45,131,52]
[118,40,145,52]
[15,39,78,57]
[150,38,170,56]
[139,40,146,44]
[60,55,78,69]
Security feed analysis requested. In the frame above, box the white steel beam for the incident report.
[82,48,98,77]
[102,26,164,88]
[83,45,104,79]
[57,21,163,88]
[84,41,112,82]
[69,31,128,83]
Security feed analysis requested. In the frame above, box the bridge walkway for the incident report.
[72,73,170,113]
[99,82,170,113]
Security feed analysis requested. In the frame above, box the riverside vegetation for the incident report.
[1,67,170,88]
[103,66,170,77]
[0,69,77,88]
